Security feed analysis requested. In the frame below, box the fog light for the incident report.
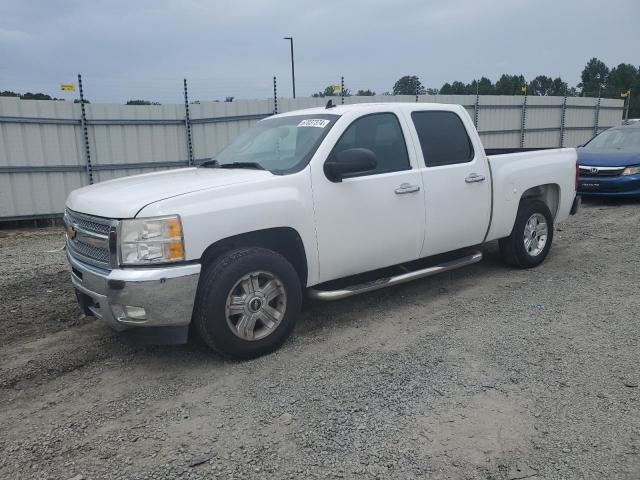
[111,304,126,321]
[124,306,147,321]
[111,304,147,323]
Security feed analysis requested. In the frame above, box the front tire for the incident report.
[499,199,554,268]
[193,247,302,359]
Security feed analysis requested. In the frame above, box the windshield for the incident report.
[213,114,339,173]
[584,128,640,150]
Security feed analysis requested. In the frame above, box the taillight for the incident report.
[575,161,579,191]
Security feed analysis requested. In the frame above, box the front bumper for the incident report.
[578,173,640,196]
[68,251,201,331]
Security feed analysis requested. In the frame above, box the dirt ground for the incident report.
[0,198,639,480]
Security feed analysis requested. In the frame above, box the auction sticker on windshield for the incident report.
[298,119,330,128]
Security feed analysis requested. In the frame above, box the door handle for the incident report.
[395,183,421,194]
[465,173,486,183]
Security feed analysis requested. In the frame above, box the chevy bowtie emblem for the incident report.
[66,224,77,239]
[590,167,599,174]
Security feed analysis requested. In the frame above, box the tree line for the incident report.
[313,58,639,117]
[2,58,637,117]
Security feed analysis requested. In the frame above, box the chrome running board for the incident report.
[307,251,483,301]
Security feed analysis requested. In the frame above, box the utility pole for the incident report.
[283,37,296,98]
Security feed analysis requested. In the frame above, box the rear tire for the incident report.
[193,247,302,359]
[499,199,554,268]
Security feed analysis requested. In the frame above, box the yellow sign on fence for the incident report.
[60,83,76,91]
[331,84,341,93]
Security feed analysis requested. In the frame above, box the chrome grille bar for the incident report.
[64,209,118,269]
[579,165,625,177]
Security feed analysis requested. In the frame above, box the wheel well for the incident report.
[200,227,308,287]
[520,184,560,219]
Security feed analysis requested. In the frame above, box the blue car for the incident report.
[577,123,640,196]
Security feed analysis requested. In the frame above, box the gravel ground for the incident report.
[0,198,639,480]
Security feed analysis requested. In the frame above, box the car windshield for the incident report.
[212,114,339,173]
[584,129,640,150]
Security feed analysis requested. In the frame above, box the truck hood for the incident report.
[577,148,640,167]
[66,167,272,218]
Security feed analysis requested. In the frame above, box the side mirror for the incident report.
[324,148,377,182]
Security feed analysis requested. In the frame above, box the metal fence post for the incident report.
[273,76,278,114]
[593,96,601,137]
[559,95,567,147]
[341,76,345,105]
[183,79,194,166]
[519,94,527,148]
[624,89,631,122]
[474,93,480,128]
[77,74,94,185]
[415,81,419,103]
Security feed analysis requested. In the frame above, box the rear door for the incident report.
[406,109,491,257]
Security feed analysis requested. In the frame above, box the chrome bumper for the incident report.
[67,251,201,331]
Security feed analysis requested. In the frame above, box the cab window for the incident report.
[411,111,474,167]
[331,113,410,176]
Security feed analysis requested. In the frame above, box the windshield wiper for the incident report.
[199,159,265,170]
[218,162,265,170]
[199,158,220,168]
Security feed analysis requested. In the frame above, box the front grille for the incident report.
[70,215,111,236]
[579,166,624,177]
[65,209,116,269]
[69,239,111,263]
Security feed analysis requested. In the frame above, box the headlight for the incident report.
[622,165,640,176]
[119,215,184,265]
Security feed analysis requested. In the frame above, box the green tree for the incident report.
[528,75,554,95]
[392,75,426,95]
[450,81,469,94]
[439,82,454,94]
[467,77,494,95]
[356,89,376,96]
[20,92,56,100]
[548,77,569,96]
[0,90,20,97]
[312,86,336,97]
[526,75,567,96]
[494,74,526,95]
[578,58,609,96]
[605,63,638,97]
[312,85,350,97]
[606,63,640,118]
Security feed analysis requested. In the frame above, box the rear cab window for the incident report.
[411,111,475,167]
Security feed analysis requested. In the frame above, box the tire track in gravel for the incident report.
[1,199,639,479]
[0,320,138,390]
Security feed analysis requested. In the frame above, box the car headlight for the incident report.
[622,165,640,176]
[119,215,185,265]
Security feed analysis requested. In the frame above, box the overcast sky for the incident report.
[1,0,638,104]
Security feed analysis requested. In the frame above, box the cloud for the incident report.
[0,27,30,43]
[0,0,638,103]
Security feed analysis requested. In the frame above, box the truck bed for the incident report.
[484,147,578,242]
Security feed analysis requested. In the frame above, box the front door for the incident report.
[312,112,426,283]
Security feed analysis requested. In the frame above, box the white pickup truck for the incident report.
[65,102,580,358]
